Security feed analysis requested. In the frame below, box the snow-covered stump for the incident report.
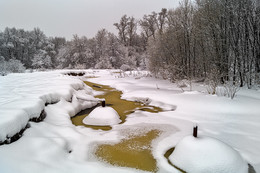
[169,136,248,173]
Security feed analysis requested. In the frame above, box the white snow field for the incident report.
[169,135,248,173]
[83,106,122,126]
[0,69,259,173]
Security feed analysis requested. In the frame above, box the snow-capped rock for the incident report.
[169,135,248,173]
[83,106,121,126]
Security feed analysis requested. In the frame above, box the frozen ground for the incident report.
[0,69,259,173]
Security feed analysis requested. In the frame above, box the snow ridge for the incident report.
[0,71,98,143]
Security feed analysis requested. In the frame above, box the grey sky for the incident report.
[0,0,180,40]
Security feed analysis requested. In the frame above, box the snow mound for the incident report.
[83,106,121,126]
[169,136,248,173]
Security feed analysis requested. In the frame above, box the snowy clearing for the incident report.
[0,69,259,173]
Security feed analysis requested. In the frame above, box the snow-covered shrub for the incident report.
[206,75,221,94]
[138,54,147,70]
[74,64,86,69]
[212,82,239,99]
[255,73,260,85]
[207,83,239,99]
[117,71,127,78]
[0,56,7,76]
[215,86,227,97]
[206,84,216,95]
[176,80,188,92]
[120,64,132,71]
[205,66,221,95]
[95,56,113,69]
[177,80,188,88]
[7,59,26,73]
[0,57,26,75]
[224,81,240,99]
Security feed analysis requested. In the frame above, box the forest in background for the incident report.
[0,0,260,89]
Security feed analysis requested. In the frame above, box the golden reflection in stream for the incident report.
[95,130,160,172]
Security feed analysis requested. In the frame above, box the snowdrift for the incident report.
[169,136,248,173]
[0,71,99,143]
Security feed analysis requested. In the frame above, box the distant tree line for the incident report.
[0,26,146,73]
[0,0,259,88]
[0,28,56,74]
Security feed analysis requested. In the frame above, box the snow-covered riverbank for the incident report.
[0,71,98,143]
[0,70,259,173]
[88,70,260,172]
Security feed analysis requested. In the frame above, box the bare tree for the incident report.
[114,15,129,46]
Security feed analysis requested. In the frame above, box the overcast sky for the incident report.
[0,0,180,40]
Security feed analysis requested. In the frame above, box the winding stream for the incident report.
[71,81,166,172]
[71,81,163,130]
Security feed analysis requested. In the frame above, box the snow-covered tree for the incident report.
[95,56,113,69]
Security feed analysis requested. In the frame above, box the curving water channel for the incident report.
[71,81,163,130]
[96,129,160,172]
[71,81,166,172]
[71,80,254,173]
